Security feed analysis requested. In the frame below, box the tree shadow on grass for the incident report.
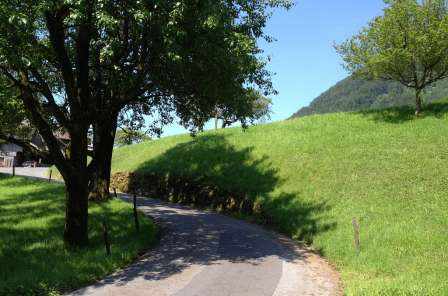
[95,134,336,291]
[130,134,335,241]
[358,101,448,124]
[0,176,155,295]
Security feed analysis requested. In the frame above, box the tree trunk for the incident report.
[89,157,112,201]
[62,123,90,248]
[89,114,118,201]
[415,90,423,116]
[64,175,89,247]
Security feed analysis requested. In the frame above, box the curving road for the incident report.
[71,196,340,296]
[1,168,340,296]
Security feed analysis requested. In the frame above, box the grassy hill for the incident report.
[291,76,448,118]
[111,101,448,295]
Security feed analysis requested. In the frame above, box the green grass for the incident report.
[111,101,448,295]
[0,175,156,296]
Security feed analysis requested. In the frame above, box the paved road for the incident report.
[1,168,340,296]
[71,196,340,296]
[0,167,49,179]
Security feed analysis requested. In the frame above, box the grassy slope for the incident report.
[112,101,448,295]
[0,176,156,296]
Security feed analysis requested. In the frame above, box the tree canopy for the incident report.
[0,0,291,247]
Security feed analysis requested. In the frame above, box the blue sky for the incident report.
[161,0,387,136]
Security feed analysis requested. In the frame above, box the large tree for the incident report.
[336,0,448,115]
[87,0,291,201]
[0,0,290,247]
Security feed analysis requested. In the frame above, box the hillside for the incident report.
[290,76,448,118]
[111,101,448,295]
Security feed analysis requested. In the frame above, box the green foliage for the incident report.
[0,0,292,133]
[111,100,448,294]
[336,0,448,113]
[290,75,448,118]
[0,80,37,143]
[0,77,25,134]
[0,175,156,296]
[244,89,272,124]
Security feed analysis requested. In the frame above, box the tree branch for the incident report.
[0,133,50,161]
[45,6,79,111]
[28,67,71,127]
[75,0,93,109]
[15,71,71,172]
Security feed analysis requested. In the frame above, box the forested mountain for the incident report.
[290,76,448,118]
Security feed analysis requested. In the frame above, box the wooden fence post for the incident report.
[133,193,140,232]
[352,218,360,254]
[102,220,111,256]
[113,187,118,198]
[12,163,15,177]
[48,169,52,182]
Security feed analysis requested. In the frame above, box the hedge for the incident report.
[110,171,275,225]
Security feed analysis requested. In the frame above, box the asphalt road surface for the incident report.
[0,167,49,179]
[71,196,340,296]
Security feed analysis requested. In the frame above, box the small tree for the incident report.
[115,130,150,147]
[336,0,448,115]
[214,89,272,129]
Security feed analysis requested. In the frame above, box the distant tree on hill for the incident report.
[336,0,448,115]
[114,107,151,147]
[114,129,150,147]
[214,89,272,129]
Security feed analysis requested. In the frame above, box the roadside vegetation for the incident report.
[0,175,156,296]
[111,101,448,295]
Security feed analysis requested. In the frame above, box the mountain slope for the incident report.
[291,76,448,118]
[111,101,448,295]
